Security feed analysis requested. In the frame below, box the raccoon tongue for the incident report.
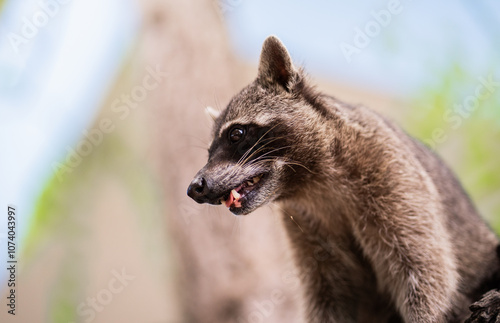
[225,192,234,208]
[225,189,242,208]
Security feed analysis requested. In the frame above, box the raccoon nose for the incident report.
[187,177,209,203]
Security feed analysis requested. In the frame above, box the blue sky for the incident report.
[224,0,500,95]
[0,0,138,283]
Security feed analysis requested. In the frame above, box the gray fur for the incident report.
[188,36,500,322]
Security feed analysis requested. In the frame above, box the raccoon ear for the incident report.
[205,106,220,121]
[257,36,297,91]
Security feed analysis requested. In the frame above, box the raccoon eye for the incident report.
[229,126,245,143]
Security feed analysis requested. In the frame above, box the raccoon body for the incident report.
[187,36,500,322]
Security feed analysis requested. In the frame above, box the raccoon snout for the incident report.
[187,176,210,203]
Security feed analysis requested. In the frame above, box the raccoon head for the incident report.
[187,36,326,215]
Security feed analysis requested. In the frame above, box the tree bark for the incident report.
[137,1,303,322]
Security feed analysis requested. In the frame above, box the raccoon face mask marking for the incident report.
[187,120,289,215]
[187,36,306,215]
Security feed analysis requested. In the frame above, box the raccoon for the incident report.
[187,36,500,322]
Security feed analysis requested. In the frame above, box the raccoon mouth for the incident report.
[220,173,266,209]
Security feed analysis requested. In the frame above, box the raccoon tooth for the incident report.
[253,176,260,184]
[247,181,254,186]
[231,189,241,199]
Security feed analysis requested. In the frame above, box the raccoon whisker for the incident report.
[190,145,212,151]
[245,155,292,172]
[244,145,293,166]
[284,163,297,173]
[241,160,271,173]
[234,123,285,168]
[225,158,271,183]
[236,148,303,177]
[243,141,294,165]
[244,150,310,172]
[280,159,317,175]
[230,216,242,237]
[230,138,290,177]
[234,131,274,168]
[270,202,304,233]
[233,142,268,172]
[212,93,223,114]
[235,134,288,169]
[184,134,210,148]
[289,215,304,233]
[243,154,285,170]
[239,160,278,179]
[237,144,276,168]
[228,121,295,177]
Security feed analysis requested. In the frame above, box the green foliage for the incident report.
[26,155,88,323]
[49,261,82,323]
[26,116,167,321]
[405,64,500,231]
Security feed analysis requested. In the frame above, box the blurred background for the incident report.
[0,0,499,322]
